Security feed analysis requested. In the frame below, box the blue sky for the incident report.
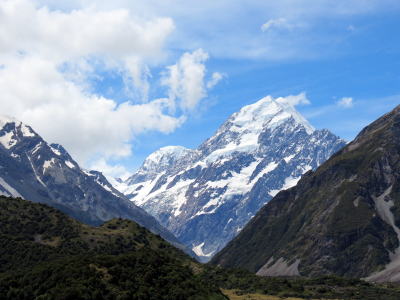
[0,0,399,177]
[111,2,400,171]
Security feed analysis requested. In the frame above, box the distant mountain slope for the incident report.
[211,104,400,282]
[116,96,346,260]
[0,116,190,255]
[0,196,224,299]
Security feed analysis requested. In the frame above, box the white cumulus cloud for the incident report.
[33,0,400,61]
[162,49,221,111]
[0,55,185,161]
[276,92,311,107]
[0,0,219,178]
[337,97,354,108]
[207,72,224,89]
[261,18,293,32]
[89,158,131,181]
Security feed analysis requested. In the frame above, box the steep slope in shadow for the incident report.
[212,105,400,281]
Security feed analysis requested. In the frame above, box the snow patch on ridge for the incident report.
[171,179,195,216]
[0,131,17,149]
[26,155,47,188]
[65,160,75,169]
[50,146,61,156]
[251,161,278,184]
[20,124,35,137]
[43,158,56,173]
[205,141,257,162]
[192,242,215,258]
[269,175,301,197]
[0,177,23,198]
[284,154,295,163]
[31,142,43,155]
[194,160,261,217]
[127,174,165,206]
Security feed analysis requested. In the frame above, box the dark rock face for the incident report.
[116,96,346,260]
[211,105,400,282]
[0,116,190,255]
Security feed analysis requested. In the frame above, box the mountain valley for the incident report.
[115,96,346,260]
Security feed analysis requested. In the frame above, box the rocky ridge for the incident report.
[0,115,190,254]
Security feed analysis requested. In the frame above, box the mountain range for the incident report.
[2,99,400,298]
[6,97,400,284]
[115,96,346,260]
[212,104,400,282]
[0,116,190,255]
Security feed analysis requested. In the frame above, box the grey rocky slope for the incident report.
[211,104,400,282]
[0,116,190,254]
[116,95,346,260]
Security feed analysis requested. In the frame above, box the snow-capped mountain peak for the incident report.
[0,116,37,149]
[49,143,68,156]
[142,146,195,173]
[0,115,36,135]
[116,95,346,261]
[275,96,314,133]
[199,96,314,162]
[0,115,194,257]
[229,95,314,135]
[0,115,19,128]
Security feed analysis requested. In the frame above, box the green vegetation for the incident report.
[0,194,192,264]
[221,289,304,300]
[202,267,400,299]
[3,196,400,299]
[0,196,226,299]
[0,251,224,300]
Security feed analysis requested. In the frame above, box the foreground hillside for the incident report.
[212,105,400,281]
[2,197,400,299]
[0,196,224,299]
